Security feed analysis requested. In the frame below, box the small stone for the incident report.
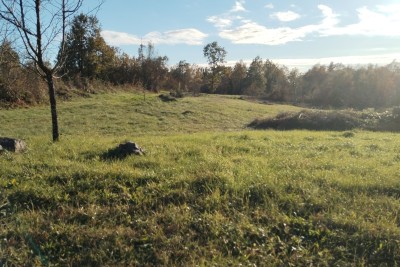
[0,138,27,153]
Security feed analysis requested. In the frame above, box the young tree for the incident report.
[203,41,227,92]
[0,0,91,141]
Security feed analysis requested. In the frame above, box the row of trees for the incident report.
[211,59,400,109]
[57,13,400,109]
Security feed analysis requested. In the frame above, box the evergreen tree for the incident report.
[61,14,116,81]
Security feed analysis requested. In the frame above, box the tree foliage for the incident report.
[138,43,168,91]
[60,14,117,84]
[203,41,227,92]
[0,42,44,105]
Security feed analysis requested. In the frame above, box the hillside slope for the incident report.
[0,93,299,138]
[1,93,399,266]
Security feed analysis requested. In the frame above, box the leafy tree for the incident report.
[0,42,45,105]
[170,60,192,92]
[244,56,265,96]
[138,42,168,91]
[301,64,328,103]
[108,52,140,85]
[61,14,117,83]
[230,61,247,95]
[216,66,233,94]
[0,0,87,141]
[187,66,206,95]
[0,41,22,102]
[203,41,227,92]
[264,60,290,101]
[288,68,302,103]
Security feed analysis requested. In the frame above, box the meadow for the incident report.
[1,92,400,266]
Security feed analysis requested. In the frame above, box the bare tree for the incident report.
[0,0,91,141]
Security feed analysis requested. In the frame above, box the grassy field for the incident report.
[1,92,400,266]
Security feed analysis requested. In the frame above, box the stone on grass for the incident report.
[117,141,145,156]
[0,138,27,153]
[102,141,145,160]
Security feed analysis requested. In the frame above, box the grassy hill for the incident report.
[0,93,299,138]
[1,92,400,266]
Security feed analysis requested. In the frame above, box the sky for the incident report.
[87,0,400,71]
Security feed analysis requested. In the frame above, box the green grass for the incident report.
[0,93,298,138]
[1,92,400,266]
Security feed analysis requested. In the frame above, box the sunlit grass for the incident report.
[1,92,400,265]
[0,92,299,139]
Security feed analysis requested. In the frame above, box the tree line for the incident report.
[2,13,400,110]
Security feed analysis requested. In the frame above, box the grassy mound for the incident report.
[249,110,363,131]
[249,108,400,132]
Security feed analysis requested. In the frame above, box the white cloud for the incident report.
[208,4,340,45]
[215,5,338,45]
[101,31,141,45]
[207,16,233,29]
[271,11,301,22]
[219,22,306,45]
[264,4,274,9]
[320,4,400,37]
[207,0,248,30]
[101,29,208,46]
[209,3,400,46]
[317,5,340,29]
[146,29,208,45]
[230,1,247,13]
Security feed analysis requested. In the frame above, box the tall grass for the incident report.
[1,92,400,265]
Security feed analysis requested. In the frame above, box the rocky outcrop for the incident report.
[0,138,27,153]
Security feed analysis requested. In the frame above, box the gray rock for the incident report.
[0,145,3,153]
[117,141,145,156]
[102,141,145,160]
[0,137,27,153]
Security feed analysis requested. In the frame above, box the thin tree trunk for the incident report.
[46,74,59,141]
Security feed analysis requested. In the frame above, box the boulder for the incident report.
[0,145,3,153]
[0,138,27,153]
[117,141,145,156]
[102,141,145,160]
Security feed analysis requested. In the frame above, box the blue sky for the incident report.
[90,0,400,71]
